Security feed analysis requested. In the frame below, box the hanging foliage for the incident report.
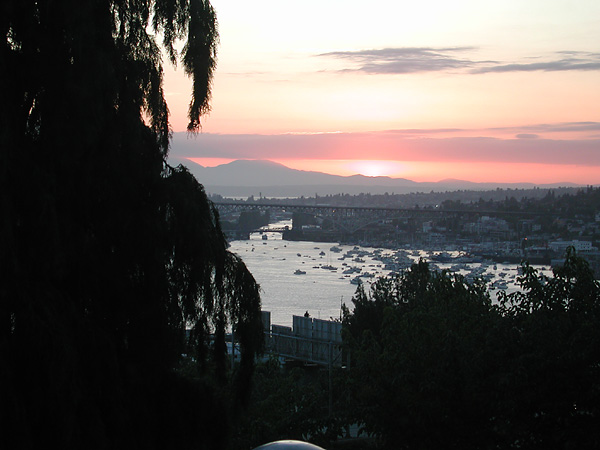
[1,1,262,448]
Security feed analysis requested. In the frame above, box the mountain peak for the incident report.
[168,158,585,197]
[437,178,474,184]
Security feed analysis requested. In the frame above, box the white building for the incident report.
[549,240,593,253]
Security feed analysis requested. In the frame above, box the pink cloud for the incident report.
[171,128,600,166]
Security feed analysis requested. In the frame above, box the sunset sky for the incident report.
[165,0,600,184]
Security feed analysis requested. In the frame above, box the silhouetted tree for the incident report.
[342,253,600,449]
[1,1,262,449]
[495,249,600,448]
[229,358,341,450]
[342,262,500,449]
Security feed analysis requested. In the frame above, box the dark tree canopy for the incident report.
[342,254,600,449]
[1,1,262,449]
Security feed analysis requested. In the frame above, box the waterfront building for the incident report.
[549,239,594,254]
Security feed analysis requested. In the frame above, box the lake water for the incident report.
[228,221,551,328]
[229,234,359,327]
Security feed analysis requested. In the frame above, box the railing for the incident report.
[263,315,346,368]
[265,331,344,367]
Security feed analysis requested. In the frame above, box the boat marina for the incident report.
[228,221,552,327]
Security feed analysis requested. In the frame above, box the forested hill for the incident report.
[211,185,597,212]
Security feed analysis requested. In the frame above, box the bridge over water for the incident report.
[214,201,537,236]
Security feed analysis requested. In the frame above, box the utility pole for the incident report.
[328,340,333,417]
[231,328,235,367]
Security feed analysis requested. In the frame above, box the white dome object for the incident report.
[253,440,326,450]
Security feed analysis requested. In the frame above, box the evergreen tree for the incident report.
[1,1,262,448]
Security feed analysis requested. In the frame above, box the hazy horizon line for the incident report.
[178,156,592,188]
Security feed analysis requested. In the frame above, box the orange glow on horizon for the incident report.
[346,160,408,177]
[186,157,600,185]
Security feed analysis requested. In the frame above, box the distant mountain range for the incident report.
[169,158,582,197]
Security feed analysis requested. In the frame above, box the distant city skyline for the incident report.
[164,0,600,183]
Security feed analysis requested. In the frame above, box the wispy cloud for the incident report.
[472,51,600,73]
[170,123,600,167]
[318,47,483,74]
[489,122,600,134]
[383,128,466,135]
[317,47,600,74]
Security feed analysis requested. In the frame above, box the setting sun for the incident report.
[163,0,600,185]
[347,160,404,177]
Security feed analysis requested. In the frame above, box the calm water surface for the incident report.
[228,222,550,328]
[229,234,362,327]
